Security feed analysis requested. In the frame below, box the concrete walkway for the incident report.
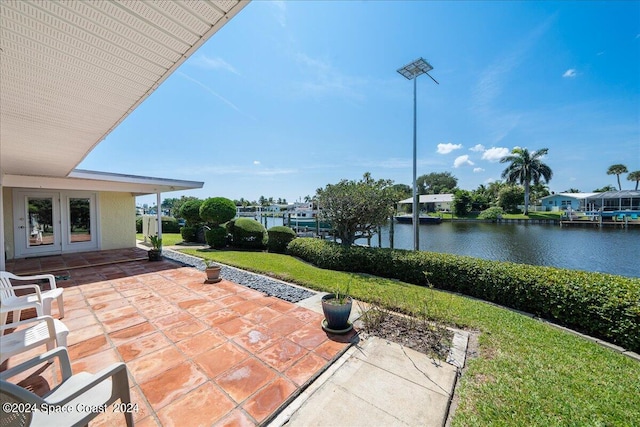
[269,336,459,427]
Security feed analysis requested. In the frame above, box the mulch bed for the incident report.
[359,309,453,360]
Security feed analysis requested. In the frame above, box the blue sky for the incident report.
[79,1,640,207]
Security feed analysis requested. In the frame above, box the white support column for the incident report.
[156,192,162,241]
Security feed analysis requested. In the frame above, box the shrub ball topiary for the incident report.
[205,225,228,248]
[178,199,203,227]
[199,197,236,226]
[181,226,197,243]
[228,218,267,249]
[267,226,296,253]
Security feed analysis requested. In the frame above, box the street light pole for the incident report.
[397,58,438,251]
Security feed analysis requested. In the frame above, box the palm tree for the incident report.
[607,164,628,190]
[500,148,553,215]
[627,170,640,191]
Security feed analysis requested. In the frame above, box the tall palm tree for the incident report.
[500,148,553,215]
[628,170,640,191]
[607,164,628,190]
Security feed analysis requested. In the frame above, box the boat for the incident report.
[394,214,442,224]
[284,203,332,230]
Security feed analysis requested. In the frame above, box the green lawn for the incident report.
[180,248,640,426]
[135,233,184,247]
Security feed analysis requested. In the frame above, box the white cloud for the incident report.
[192,55,239,75]
[470,144,485,152]
[253,160,260,165]
[454,155,474,168]
[563,69,577,78]
[437,143,463,154]
[473,167,485,173]
[269,1,287,27]
[482,147,510,162]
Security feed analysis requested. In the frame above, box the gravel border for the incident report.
[163,249,316,303]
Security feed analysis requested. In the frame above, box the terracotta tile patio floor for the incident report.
[2,249,355,426]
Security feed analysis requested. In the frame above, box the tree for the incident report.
[593,185,616,192]
[627,170,640,190]
[607,164,628,190]
[416,172,458,195]
[390,183,412,201]
[177,199,203,227]
[497,185,525,213]
[500,147,553,215]
[316,173,397,246]
[564,188,581,193]
[453,190,472,216]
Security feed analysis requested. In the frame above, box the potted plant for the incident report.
[204,260,222,284]
[148,234,162,261]
[321,285,353,334]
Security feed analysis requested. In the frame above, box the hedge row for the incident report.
[287,238,640,352]
[135,217,181,233]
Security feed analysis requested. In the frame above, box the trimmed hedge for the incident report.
[287,238,640,352]
[135,216,181,233]
[181,226,197,243]
[228,218,267,249]
[205,226,228,249]
[267,226,296,253]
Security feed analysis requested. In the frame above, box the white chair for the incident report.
[0,347,133,427]
[0,271,64,326]
[0,315,70,365]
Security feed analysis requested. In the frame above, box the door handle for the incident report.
[19,226,25,229]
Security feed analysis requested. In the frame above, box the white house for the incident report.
[0,1,249,270]
[397,194,454,212]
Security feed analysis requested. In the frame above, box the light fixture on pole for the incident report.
[397,57,438,251]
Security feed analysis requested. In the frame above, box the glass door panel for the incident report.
[69,198,91,243]
[27,197,55,247]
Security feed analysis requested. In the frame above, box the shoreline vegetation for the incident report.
[178,246,640,426]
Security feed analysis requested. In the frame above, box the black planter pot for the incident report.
[321,293,353,334]
[148,249,162,261]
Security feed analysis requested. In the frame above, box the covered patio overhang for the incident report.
[0,0,250,270]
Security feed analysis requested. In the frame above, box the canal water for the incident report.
[259,216,640,277]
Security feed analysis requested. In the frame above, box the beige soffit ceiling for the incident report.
[0,0,249,177]
[2,169,204,195]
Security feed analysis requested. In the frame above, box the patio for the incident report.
[2,249,355,426]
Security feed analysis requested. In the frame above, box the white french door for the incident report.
[13,190,98,257]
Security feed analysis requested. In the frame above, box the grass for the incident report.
[135,233,184,247]
[180,248,640,426]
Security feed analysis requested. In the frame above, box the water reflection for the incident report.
[261,217,639,277]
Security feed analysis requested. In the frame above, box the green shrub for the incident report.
[136,216,142,233]
[478,206,505,220]
[205,226,227,249]
[287,238,640,352]
[200,197,236,226]
[228,218,267,249]
[181,226,197,243]
[267,226,296,253]
[161,217,181,233]
[178,199,203,226]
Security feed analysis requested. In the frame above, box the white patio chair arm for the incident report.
[0,315,54,334]
[46,363,129,408]
[11,273,57,290]
[0,347,72,382]
[2,284,43,301]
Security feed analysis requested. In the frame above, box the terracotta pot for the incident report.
[204,266,222,283]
